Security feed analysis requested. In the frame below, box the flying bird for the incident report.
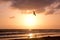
[9,16,15,19]
[33,11,36,16]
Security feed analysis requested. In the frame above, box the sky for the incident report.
[0,0,60,29]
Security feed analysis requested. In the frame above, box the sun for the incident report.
[14,13,38,29]
[23,14,37,27]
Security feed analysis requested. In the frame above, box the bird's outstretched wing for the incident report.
[33,11,36,16]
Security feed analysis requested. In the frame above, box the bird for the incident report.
[33,11,36,16]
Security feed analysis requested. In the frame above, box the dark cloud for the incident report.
[1,0,60,15]
[56,5,60,9]
[11,0,60,15]
[11,0,56,9]
[0,0,11,1]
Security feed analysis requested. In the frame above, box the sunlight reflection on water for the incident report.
[0,32,60,40]
[28,33,33,38]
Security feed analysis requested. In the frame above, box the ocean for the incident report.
[0,29,60,40]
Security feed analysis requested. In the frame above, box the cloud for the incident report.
[11,0,56,9]
[9,16,15,19]
[11,0,60,15]
[0,0,11,3]
[0,0,60,15]
[45,2,60,15]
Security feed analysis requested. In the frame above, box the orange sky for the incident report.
[0,0,60,29]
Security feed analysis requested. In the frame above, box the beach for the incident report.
[0,29,60,40]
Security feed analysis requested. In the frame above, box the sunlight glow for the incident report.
[12,13,45,29]
[28,33,33,38]
[23,14,37,27]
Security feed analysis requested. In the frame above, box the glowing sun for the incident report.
[23,14,37,27]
